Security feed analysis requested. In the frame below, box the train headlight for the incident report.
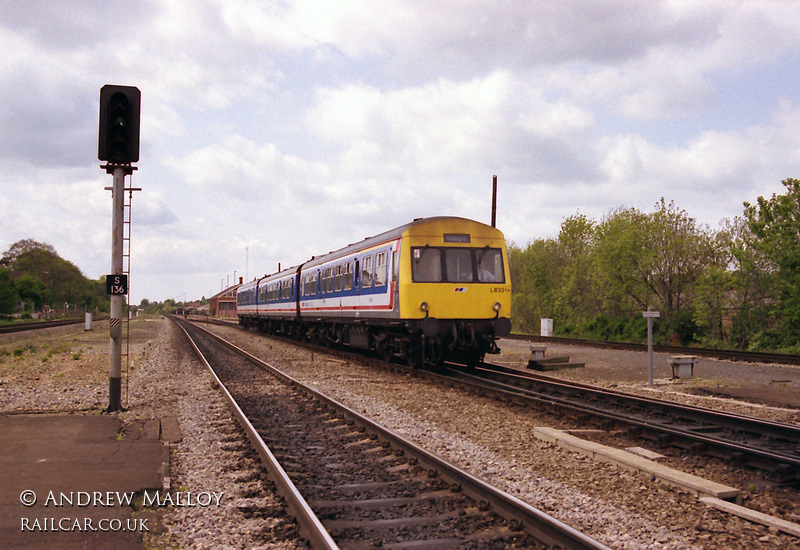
[492,302,502,312]
[419,301,430,318]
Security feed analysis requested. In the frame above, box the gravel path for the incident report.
[1,318,302,549]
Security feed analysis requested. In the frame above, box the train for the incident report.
[237,216,512,367]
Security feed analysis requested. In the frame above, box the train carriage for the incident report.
[237,267,299,334]
[238,216,512,367]
[397,217,511,364]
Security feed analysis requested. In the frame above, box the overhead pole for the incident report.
[491,175,497,228]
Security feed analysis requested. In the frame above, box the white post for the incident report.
[643,307,660,387]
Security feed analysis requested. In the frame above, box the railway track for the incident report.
[197,315,800,481]
[0,317,107,334]
[174,317,609,550]
[508,333,800,366]
[445,362,800,482]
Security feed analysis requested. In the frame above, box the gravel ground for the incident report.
[0,318,302,550]
[204,323,800,550]
[2,317,798,549]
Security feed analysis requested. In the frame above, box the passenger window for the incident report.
[335,264,343,292]
[362,255,373,288]
[344,262,353,290]
[326,267,334,293]
[412,247,441,282]
[375,251,387,286]
[477,248,505,283]
[306,273,316,296]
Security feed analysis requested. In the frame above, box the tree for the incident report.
[743,178,800,348]
[508,238,560,332]
[14,274,46,311]
[0,239,57,267]
[591,200,714,342]
[645,199,715,338]
[13,249,84,307]
[1,240,109,314]
[506,185,800,350]
[0,268,18,315]
[555,213,598,325]
[593,206,652,315]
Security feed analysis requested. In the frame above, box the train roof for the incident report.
[238,216,502,290]
[302,216,499,269]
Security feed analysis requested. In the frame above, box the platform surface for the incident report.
[0,414,167,549]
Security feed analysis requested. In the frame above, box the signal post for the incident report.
[98,85,141,412]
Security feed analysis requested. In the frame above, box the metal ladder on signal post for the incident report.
[122,182,141,407]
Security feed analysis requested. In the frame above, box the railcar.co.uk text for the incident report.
[19,489,224,533]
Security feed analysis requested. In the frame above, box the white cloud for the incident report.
[2,0,800,303]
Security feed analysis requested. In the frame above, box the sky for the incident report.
[2,1,800,305]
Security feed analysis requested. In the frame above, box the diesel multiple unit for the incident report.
[237,216,512,366]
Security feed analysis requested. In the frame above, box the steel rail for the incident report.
[182,318,611,550]
[507,333,800,366]
[192,317,800,477]
[0,316,109,334]
[448,363,800,476]
[174,319,339,550]
[481,362,800,443]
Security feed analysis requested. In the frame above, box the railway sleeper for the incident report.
[684,424,725,434]
[322,507,502,531]
[310,488,459,511]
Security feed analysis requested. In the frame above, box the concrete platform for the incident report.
[0,414,173,549]
[534,427,740,501]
